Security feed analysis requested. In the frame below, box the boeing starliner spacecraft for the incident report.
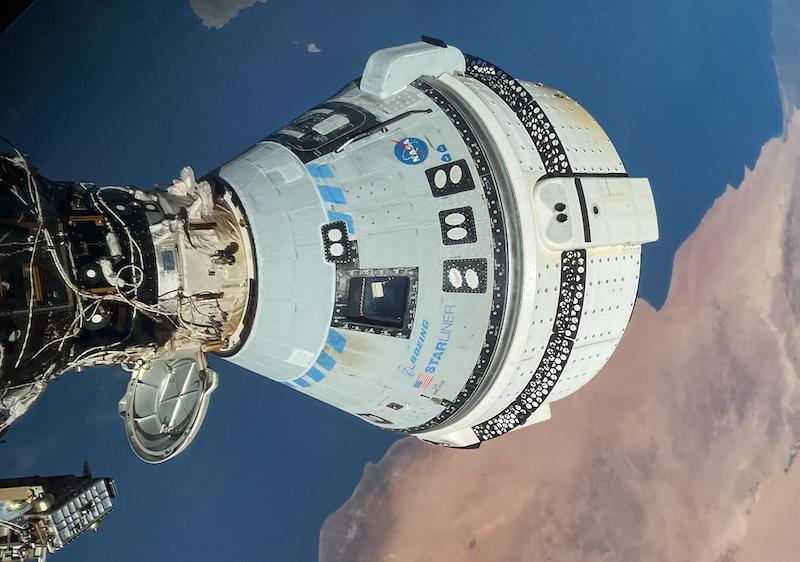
[0,40,658,461]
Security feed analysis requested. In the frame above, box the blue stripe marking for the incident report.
[326,211,355,234]
[307,163,335,178]
[293,377,311,388]
[317,351,336,371]
[317,185,347,204]
[306,367,326,383]
[327,329,347,353]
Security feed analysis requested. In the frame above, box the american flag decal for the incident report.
[414,374,434,390]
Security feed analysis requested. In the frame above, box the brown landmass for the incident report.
[319,112,800,562]
[733,459,800,562]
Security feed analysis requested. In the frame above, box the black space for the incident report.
[0,0,33,35]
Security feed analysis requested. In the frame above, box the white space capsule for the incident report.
[0,41,657,461]
[212,40,658,448]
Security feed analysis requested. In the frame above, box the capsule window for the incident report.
[346,276,410,329]
[425,159,475,197]
[438,206,477,245]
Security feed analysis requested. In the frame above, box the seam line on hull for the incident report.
[575,177,592,243]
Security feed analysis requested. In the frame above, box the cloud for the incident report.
[307,43,322,54]
[773,0,800,121]
[319,113,800,562]
[189,0,268,29]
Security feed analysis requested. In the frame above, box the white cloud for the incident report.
[773,0,800,121]
[307,43,322,54]
[189,0,268,29]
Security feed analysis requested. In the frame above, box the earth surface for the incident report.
[0,1,797,561]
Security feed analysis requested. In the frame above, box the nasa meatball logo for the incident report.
[393,137,428,165]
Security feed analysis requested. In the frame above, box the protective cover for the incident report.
[118,349,217,463]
